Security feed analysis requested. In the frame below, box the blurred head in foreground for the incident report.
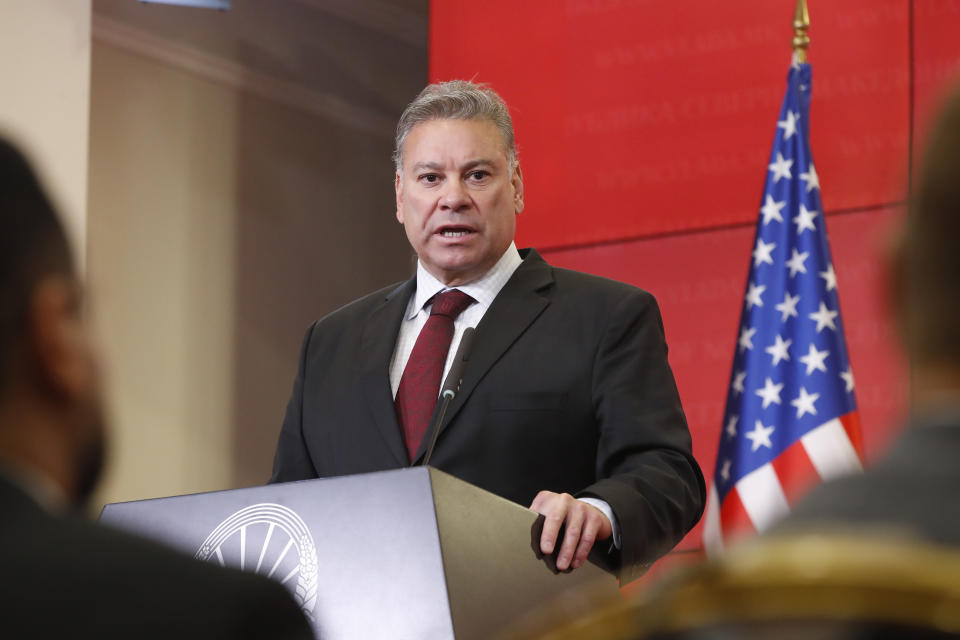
[0,136,315,640]
[893,87,960,406]
[0,137,106,508]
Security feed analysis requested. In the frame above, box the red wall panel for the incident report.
[913,2,960,160]
[431,0,910,249]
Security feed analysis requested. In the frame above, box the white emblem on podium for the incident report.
[196,503,319,619]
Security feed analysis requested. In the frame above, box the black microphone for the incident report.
[422,327,476,467]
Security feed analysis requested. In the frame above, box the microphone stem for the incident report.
[422,391,454,468]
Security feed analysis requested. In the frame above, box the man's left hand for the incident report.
[529,491,612,571]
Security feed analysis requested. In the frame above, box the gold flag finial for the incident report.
[793,0,810,62]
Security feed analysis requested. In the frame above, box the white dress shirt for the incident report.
[388,243,622,549]
[389,243,523,398]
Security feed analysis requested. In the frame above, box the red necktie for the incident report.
[395,289,475,461]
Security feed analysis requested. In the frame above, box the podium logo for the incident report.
[196,503,319,620]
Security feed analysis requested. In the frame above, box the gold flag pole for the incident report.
[793,0,810,62]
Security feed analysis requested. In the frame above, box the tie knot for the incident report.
[429,289,474,319]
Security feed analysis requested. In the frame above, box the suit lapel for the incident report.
[412,249,555,463]
[360,278,415,467]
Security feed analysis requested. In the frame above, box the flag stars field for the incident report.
[768,152,793,182]
[765,335,792,366]
[777,110,799,140]
[793,204,818,234]
[753,239,776,267]
[704,60,863,555]
[809,302,838,332]
[840,368,855,393]
[726,415,738,438]
[755,377,784,409]
[761,195,786,225]
[775,292,800,321]
[820,264,837,291]
[791,387,820,419]
[745,283,765,309]
[785,249,808,277]
[800,344,830,375]
[732,371,747,394]
[746,420,775,451]
[800,163,819,192]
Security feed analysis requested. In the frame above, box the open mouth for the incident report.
[436,226,475,238]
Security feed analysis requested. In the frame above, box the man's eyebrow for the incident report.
[409,159,498,173]
[461,159,496,171]
[411,161,444,172]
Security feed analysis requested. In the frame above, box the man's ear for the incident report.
[28,276,91,402]
[512,164,525,214]
[395,172,405,224]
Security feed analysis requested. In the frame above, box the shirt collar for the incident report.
[409,243,523,319]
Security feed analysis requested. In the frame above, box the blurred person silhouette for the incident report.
[0,137,314,639]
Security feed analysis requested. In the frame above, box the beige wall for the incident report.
[88,2,425,505]
[0,1,91,266]
[88,41,240,503]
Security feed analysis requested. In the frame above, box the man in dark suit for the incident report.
[0,138,314,639]
[774,86,960,544]
[271,80,705,583]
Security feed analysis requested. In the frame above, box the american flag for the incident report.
[702,59,864,555]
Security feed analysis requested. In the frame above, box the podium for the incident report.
[100,467,619,639]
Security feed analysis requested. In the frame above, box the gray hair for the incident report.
[393,80,517,174]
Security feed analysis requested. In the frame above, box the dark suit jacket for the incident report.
[271,248,705,582]
[776,416,960,545]
[0,474,314,639]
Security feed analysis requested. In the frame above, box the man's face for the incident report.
[40,278,108,507]
[395,118,524,286]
